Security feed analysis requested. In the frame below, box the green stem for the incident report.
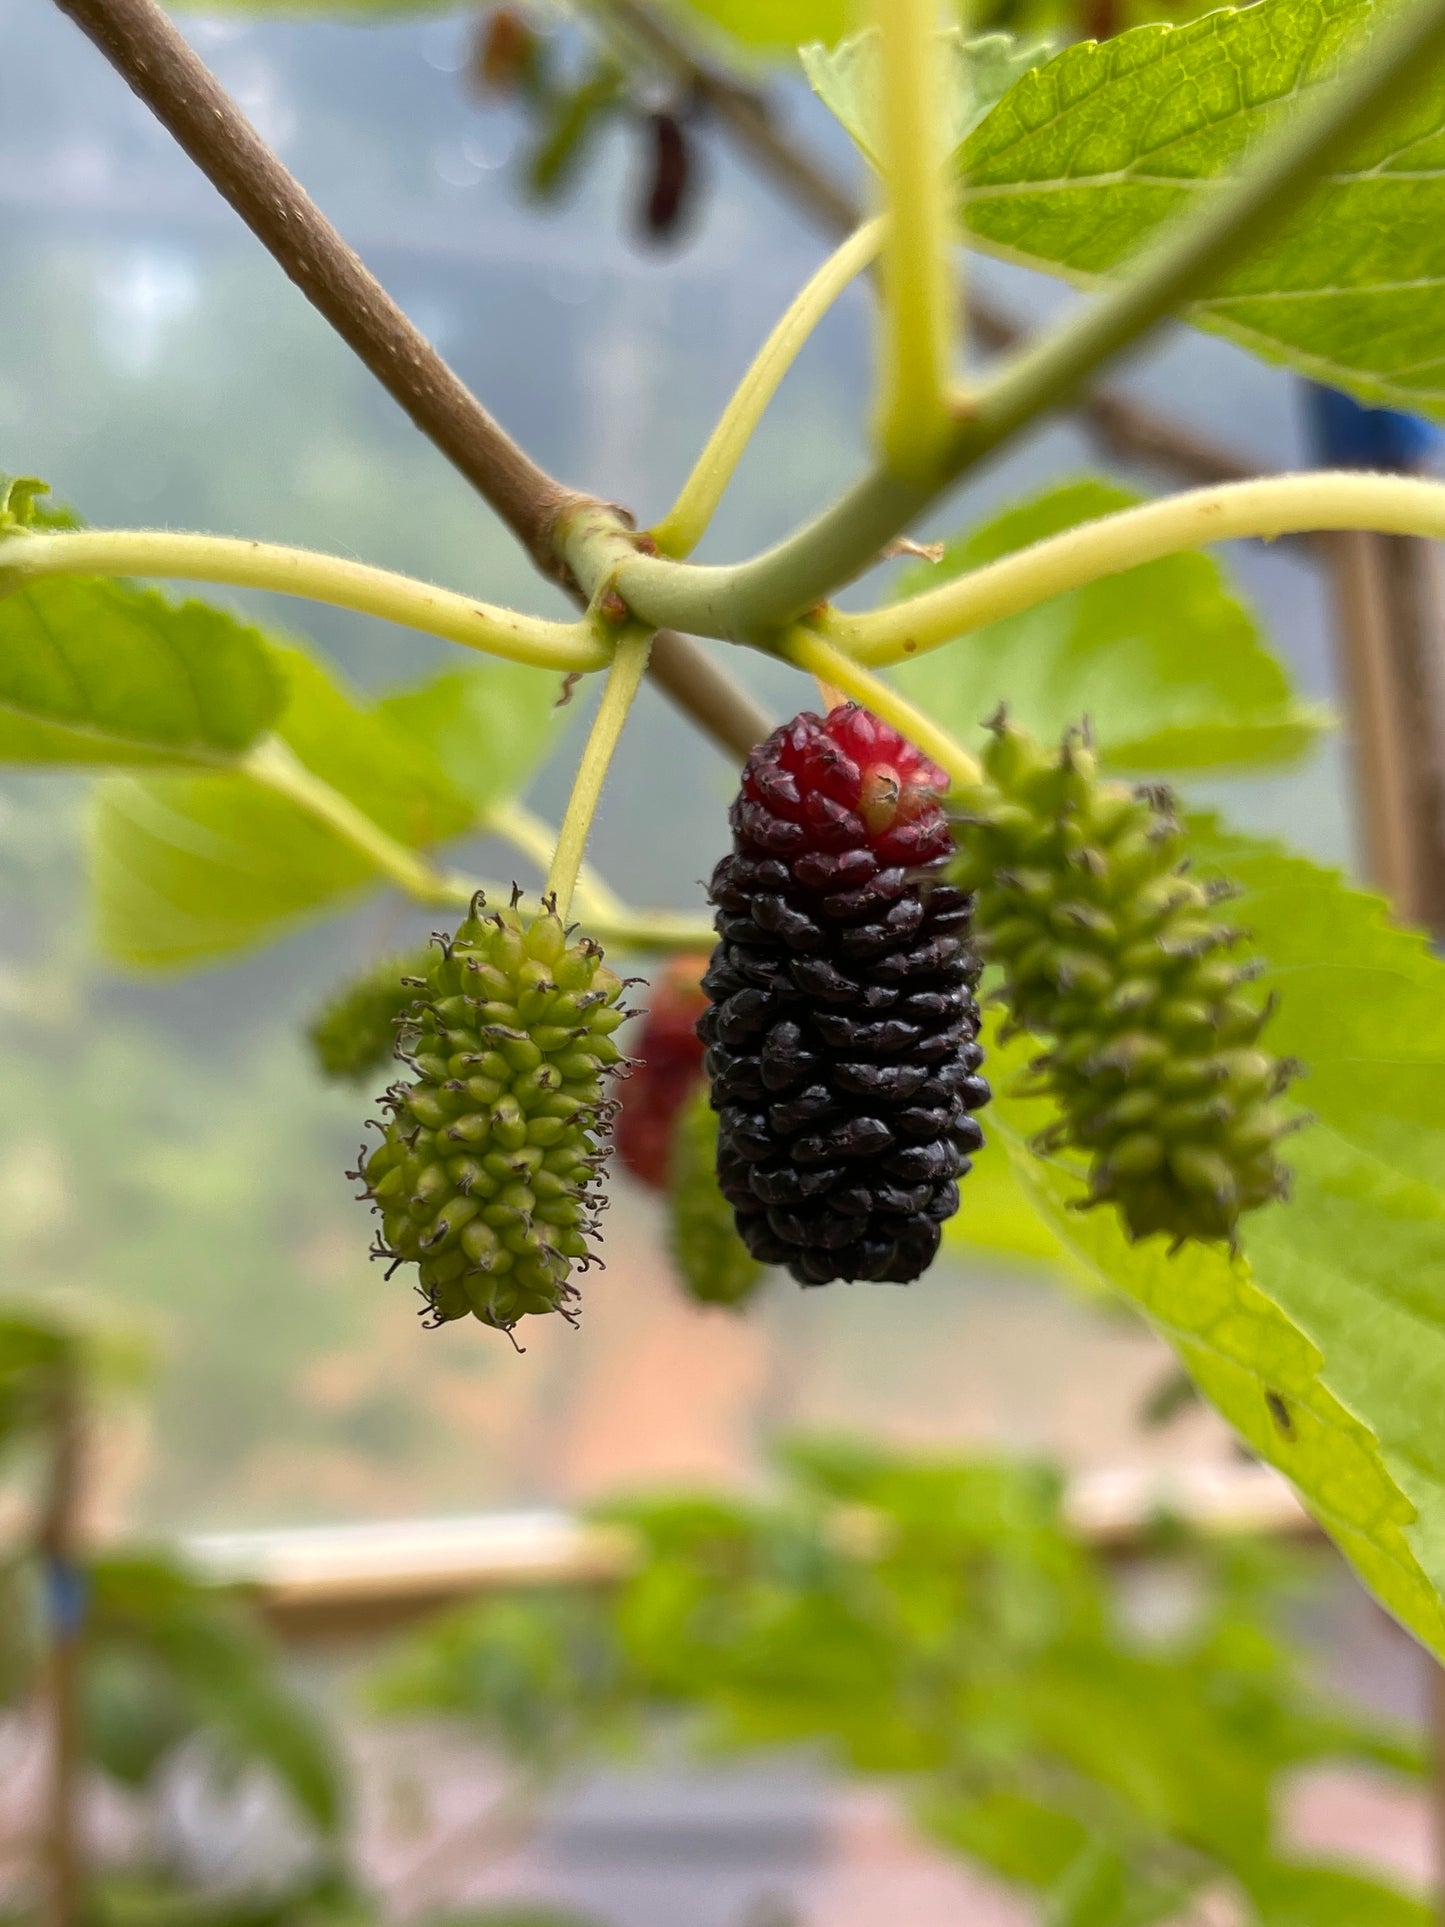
[486,799,629,921]
[243,738,472,905]
[594,0,1445,640]
[784,628,981,786]
[0,529,607,673]
[243,738,710,950]
[545,628,654,921]
[826,471,1445,666]
[872,0,957,482]
[649,219,884,559]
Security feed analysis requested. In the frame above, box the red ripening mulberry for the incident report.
[699,704,989,1286]
[615,953,710,1191]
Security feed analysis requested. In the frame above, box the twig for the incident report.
[53,0,583,577]
[37,1357,83,1927]
[647,629,769,758]
[51,0,768,766]
[596,0,1261,493]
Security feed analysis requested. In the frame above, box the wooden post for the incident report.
[36,1357,83,1927]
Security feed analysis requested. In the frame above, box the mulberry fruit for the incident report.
[699,704,989,1287]
[615,952,710,1191]
[354,892,629,1335]
[309,951,429,1084]
[668,1087,766,1309]
[949,716,1297,1245]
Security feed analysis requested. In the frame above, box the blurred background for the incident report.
[0,3,1437,1921]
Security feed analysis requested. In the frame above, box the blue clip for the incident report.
[43,1558,90,1640]
[1305,382,1441,472]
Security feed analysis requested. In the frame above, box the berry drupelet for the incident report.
[699,704,989,1287]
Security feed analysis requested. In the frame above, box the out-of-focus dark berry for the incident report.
[616,953,710,1191]
[638,112,697,244]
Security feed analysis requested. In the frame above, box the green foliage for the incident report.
[0,480,282,770]
[661,0,849,55]
[952,0,1445,414]
[801,27,1055,166]
[92,648,476,968]
[373,1440,1426,1925]
[308,951,430,1084]
[890,480,1326,772]
[87,1551,347,1838]
[375,664,562,821]
[666,1085,766,1308]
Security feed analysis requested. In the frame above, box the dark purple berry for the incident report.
[699,704,989,1288]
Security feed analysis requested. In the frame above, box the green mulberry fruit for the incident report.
[309,952,430,1084]
[353,891,631,1336]
[949,716,1298,1247]
[667,1086,766,1310]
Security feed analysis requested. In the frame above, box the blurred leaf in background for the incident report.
[371,1439,1428,1925]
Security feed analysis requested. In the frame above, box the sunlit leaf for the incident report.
[955,0,1445,414]
[889,479,1323,772]
[984,811,1445,1659]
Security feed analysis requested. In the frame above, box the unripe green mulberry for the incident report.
[949,717,1298,1246]
[667,1087,766,1310]
[309,952,430,1083]
[353,892,631,1336]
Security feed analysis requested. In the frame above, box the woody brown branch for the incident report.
[52,0,771,763]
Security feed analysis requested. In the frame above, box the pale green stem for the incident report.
[586,0,1445,641]
[0,528,608,672]
[242,737,710,951]
[242,738,472,905]
[824,471,1445,667]
[486,798,628,921]
[649,219,885,560]
[784,628,981,787]
[872,0,957,482]
[545,628,655,921]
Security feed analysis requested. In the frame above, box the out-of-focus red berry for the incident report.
[475,7,538,95]
[616,953,711,1191]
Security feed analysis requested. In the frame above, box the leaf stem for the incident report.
[545,628,655,921]
[650,220,884,559]
[0,529,607,673]
[486,799,629,921]
[241,739,710,950]
[823,471,1445,667]
[242,738,471,906]
[784,628,981,786]
[872,0,957,482]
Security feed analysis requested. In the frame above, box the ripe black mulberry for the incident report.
[699,704,989,1287]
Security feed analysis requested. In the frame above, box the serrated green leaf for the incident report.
[90,645,474,969]
[987,816,1445,1666]
[0,577,283,769]
[1180,819,1445,1674]
[890,480,1323,773]
[956,0,1445,414]
[802,27,1054,164]
[376,661,561,817]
